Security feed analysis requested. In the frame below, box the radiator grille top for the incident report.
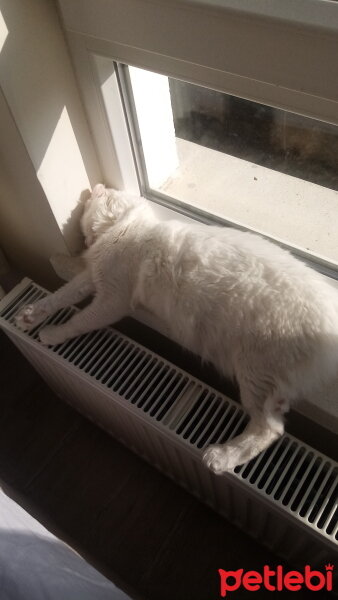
[0,279,337,547]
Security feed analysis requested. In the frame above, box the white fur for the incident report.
[16,184,338,472]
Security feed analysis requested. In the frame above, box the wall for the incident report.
[0,0,101,287]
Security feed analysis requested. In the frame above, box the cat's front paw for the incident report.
[15,304,47,332]
[39,325,67,346]
[203,443,246,474]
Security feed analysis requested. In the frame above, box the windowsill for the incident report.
[160,138,338,267]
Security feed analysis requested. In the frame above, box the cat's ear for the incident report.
[92,183,106,198]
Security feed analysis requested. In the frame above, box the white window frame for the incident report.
[58,0,338,124]
[58,0,338,277]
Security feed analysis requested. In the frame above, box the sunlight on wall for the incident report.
[37,106,90,237]
[0,11,8,53]
[129,66,178,189]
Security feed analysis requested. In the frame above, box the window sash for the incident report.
[58,0,338,125]
[116,62,338,280]
[58,0,338,277]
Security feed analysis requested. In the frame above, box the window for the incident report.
[118,64,338,269]
[58,0,338,276]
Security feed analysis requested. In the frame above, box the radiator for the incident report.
[0,278,337,573]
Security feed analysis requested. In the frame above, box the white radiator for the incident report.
[0,278,337,572]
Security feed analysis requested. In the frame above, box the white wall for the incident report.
[0,87,67,288]
[0,0,102,286]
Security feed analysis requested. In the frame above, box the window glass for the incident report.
[128,66,338,266]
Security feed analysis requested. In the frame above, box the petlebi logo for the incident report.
[218,564,334,596]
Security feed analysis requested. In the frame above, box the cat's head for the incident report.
[81,184,143,247]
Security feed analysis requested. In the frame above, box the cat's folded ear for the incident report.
[92,183,106,198]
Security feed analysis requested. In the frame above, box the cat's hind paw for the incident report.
[203,443,248,474]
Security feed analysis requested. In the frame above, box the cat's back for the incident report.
[142,219,338,332]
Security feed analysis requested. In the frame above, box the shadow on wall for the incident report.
[61,188,91,255]
[0,0,98,182]
[0,0,102,283]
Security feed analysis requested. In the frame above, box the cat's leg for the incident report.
[38,294,126,346]
[50,253,86,282]
[15,269,94,332]
[203,390,289,474]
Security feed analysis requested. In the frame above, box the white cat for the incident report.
[15,184,338,473]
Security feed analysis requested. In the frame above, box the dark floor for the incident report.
[1,324,337,600]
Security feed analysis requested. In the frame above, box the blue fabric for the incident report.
[0,488,131,600]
